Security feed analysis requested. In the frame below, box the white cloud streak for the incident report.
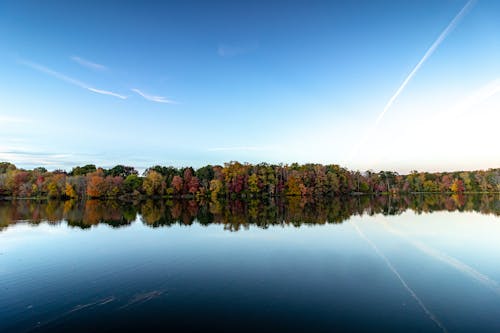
[451,78,500,115]
[208,146,277,152]
[18,59,126,100]
[131,88,176,104]
[347,0,476,163]
[71,56,107,71]
[19,59,87,88]
[0,150,74,167]
[410,78,500,133]
[87,87,127,99]
[367,78,500,169]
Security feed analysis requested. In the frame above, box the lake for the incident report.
[1,195,500,332]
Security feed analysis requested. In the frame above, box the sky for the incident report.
[0,0,499,173]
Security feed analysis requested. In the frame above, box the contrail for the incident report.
[347,0,476,163]
[351,221,447,333]
[366,77,500,168]
[17,59,127,99]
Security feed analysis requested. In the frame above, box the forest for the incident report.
[0,161,499,200]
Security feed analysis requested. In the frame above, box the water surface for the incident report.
[1,195,500,332]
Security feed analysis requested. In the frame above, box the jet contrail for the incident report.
[347,0,476,163]
[351,221,447,333]
[17,59,127,99]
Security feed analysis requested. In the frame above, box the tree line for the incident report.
[0,161,499,199]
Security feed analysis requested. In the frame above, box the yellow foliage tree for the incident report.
[65,183,77,198]
[209,179,223,201]
[248,174,259,194]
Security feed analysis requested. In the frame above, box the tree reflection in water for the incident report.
[0,194,498,232]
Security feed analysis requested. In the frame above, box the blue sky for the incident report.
[0,0,499,173]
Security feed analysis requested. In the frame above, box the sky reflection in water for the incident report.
[1,195,500,332]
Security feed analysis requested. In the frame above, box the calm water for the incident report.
[1,195,500,332]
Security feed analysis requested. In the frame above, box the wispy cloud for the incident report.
[0,149,74,167]
[18,59,126,99]
[87,87,127,99]
[451,78,500,114]
[217,42,259,57]
[19,59,87,88]
[208,146,277,152]
[0,146,158,171]
[368,78,500,168]
[413,78,500,130]
[131,88,176,104]
[347,0,476,163]
[0,148,116,169]
[71,56,107,71]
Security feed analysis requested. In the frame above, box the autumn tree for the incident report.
[0,162,16,174]
[450,179,465,193]
[105,176,123,197]
[65,183,77,198]
[124,174,143,194]
[209,179,223,201]
[142,171,164,196]
[248,173,260,195]
[171,175,183,195]
[286,174,302,196]
[187,176,200,195]
[86,170,106,198]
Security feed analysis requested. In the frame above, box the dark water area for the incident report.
[1,195,500,332]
